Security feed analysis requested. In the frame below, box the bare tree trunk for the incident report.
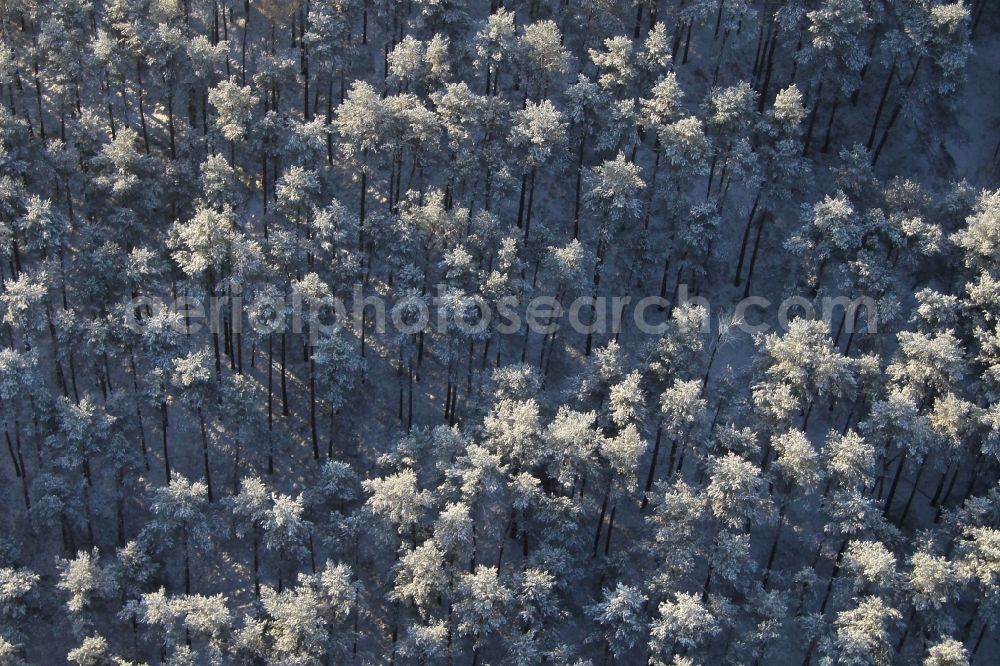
[882,449,907,518]
[641,423,663,510]
[592,476,612,557]
[161,400,171,483]
[743,210,767,298]
[523,167,537,242]
[281,333,289,417]
[573,137,585,238]
[802,80,823,155]
[734,189,762,286]
[309,356,318,460]
[198,407,214,502]
[866,64,895,149]
[136,60,150,153]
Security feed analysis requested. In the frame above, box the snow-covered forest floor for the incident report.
[0,0,999,664]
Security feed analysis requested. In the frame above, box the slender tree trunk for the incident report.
[898,454,928,526]
[603,503,617,555]
[167,88,176,159]
[756,29,779,111]
[871,102,902,167]
[752,16,771,84]
[281,333,289,417]
[523,167,537,241]
[407,361,414,430]
[136,60,150,153]
[683,21,693,63]
[267,335,274,474]
[821,98,840,153]
[762,501,786,590]
[802,80,823,155]
[327,408,336,459]
[161,399,171,483]
[743,210,767,298]
[183,531,191,595]
[713,0,726,37]
[734,190,762,286]
[573,137,585,238]
[516,171,528,229]
[818,538,848,614]
[198,407,214,502]
[252,531,260,598]
[641,423,663,509]
[883,449,907,518]
[592,476,612,557]
[310,356,319,460]
[866,64,895,150]
[33,61,45,141]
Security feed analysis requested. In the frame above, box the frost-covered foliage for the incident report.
[0,1,995,664]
